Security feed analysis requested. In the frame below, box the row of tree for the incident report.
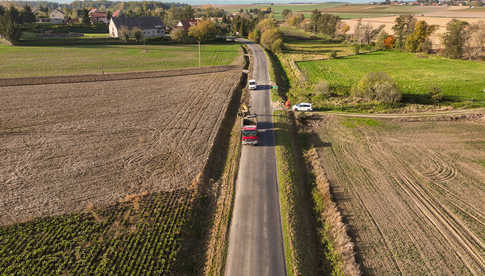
[0,5,36,25]
[168,20,224,43]
[353,15,485,60]
[0,6,31,42]
[248,18,283,53]
[283,9,348,39]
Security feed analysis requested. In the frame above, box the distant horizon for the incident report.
[0,0,381,5]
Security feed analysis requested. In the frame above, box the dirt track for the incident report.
[0,69,242,225]
[312,114,485,275]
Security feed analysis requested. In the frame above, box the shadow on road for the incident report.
[255,84,272,90]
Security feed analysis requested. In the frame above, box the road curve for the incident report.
[225,41,286,276]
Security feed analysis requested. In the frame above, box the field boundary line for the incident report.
[0,65,242,87]
[317,108,485,119]
[305,146,362,275]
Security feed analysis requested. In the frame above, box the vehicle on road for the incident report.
[292,103,313,112]
[241,114,258,145]
[248,79,257,90]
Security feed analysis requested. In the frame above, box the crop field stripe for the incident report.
[327,141,404,274]
[390,164,485,274]
[381,141,485,270]
[0,65,241,87]
[0,68,244,274]
[374,136,484,274]
[314,116,485,274]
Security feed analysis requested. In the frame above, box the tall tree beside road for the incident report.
[21,5,36,24]
[405,20,437,52]
[287,14,304,27]
[188,19,217,42]
[393,15,417,49]
[0,6,5,17]
[167,5,194,25]
[281,8,292,19]
[376,29,388,49]
[81,9,90,25]
[354,20,385,45]
[443,19,469,59]
[0,7,22,43]
[231,14,255,36]
[170,28,189,43]
[309,9,340,37]
[464,21,485,60]
[260,28,283,53]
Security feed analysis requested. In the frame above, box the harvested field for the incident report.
[0,69,242,225]
[311,114,485,275]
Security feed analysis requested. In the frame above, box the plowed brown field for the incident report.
[312,115,485,275]
[0,69,242,225]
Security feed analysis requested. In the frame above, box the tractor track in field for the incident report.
[312,114,485,275]
[328,143,404,275]
[368,125,485,275]
[0,69,243,225]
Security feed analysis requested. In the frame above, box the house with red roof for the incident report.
[89,8,108,24]
[175,20,198,31]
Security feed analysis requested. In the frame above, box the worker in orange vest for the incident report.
[285,99,290,109]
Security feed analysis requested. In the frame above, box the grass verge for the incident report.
[274,110,298,276]
[265,49,290,102]
[268,46,360,274]
[341,117,382,128]
[303,138,361,276]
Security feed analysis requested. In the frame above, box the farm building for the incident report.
[49,9,65,24]
[109,16,165,38]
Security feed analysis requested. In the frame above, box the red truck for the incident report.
[241,114,258,145]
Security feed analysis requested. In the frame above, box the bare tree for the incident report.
[354,20,385,45]
[464,21,485,60]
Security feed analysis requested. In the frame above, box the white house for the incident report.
[109,16,164,38]
[49,9,65,24]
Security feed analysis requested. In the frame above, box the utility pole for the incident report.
[198,40,201,68]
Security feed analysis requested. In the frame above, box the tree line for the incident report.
[281,8,484,60]
[355,15,485,60]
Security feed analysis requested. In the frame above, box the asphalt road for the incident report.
[225,42,286,275]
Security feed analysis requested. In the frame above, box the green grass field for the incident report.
[298,51,485,107]
[81,33,110,38]
[0,43,241,78]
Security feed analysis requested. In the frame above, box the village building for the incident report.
[89,8,108,24]
[109,16,165,38]
[49,9,65,24]
[112,9,122,18]
[175,19,198,31]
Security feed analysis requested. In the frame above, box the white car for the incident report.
[248,80,257,90]
[292,103,313,112]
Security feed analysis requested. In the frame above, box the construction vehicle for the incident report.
[241,114,258,145]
